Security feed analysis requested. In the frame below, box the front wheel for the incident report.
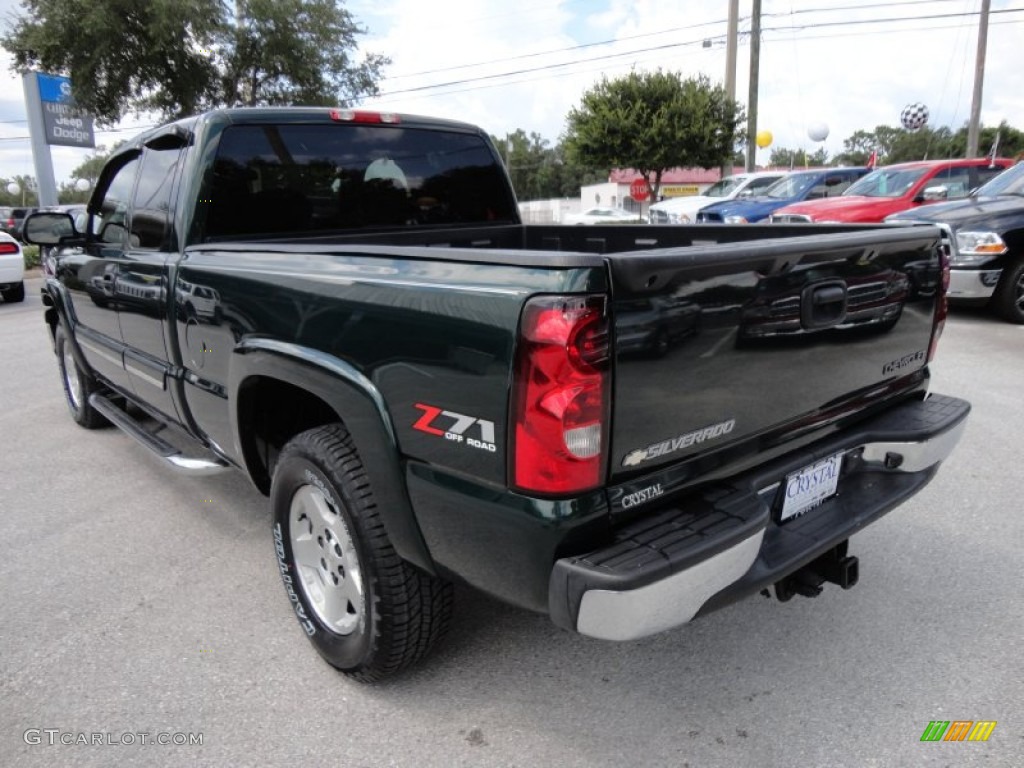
[54,326,109,428]
[991,256,1024,324]
[271,424,453,682]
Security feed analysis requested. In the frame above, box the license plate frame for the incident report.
[778,451,844,523]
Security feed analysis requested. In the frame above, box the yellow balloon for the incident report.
[755,130,773,149]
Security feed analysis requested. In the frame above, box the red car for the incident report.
[769,157,1012,223]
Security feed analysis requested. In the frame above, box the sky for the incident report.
[0,0,1021,188]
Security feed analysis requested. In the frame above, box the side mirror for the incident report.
[22,211,77,246]
[921,185,948,202]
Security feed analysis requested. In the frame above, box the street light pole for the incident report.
[745,0,762,173]
[966,0,990,158]
[722,0,739,179]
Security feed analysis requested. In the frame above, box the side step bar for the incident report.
[88,394,229,476]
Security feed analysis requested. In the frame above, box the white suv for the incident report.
[649,171,787,224]
[0,232,24,303]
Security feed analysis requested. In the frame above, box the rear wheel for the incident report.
[0,281,24,303]
[991,256,1024,324]
[271,423,453,682]
[55,326,109,428]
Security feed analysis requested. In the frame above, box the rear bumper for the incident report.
[548,393,970,640]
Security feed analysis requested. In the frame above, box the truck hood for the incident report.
[775,196,908,223]
[653,195,718,212]
[700,196,791,222]
[886,194,1024,227]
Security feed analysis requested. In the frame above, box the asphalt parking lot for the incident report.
[1,276,1022,767]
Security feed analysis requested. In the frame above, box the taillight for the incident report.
[927,233,952,363]
[329,109,400,124]
[0,242,18,254]
[511,295,610,495]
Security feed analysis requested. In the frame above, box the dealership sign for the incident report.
[36,73,95,148]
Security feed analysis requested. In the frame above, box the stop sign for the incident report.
[629,178,649,202]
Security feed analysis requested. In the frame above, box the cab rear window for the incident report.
[198,123,518,240]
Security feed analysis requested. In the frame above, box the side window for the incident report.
[928,168,970,199]
[825,173,856,196]
[975,165,1006,187]
[130,147,183,249]
[94,156,140,248]
[747,177,778,194]
[807,183,827,200]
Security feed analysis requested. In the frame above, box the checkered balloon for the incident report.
[900,103,929,131]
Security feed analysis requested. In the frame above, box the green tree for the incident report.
[491,130,606,201]
[563,70,744,201]
[768,147,830,168]
[829,123,1024,166]
[2,0,389,123]
[949,121,1024,161]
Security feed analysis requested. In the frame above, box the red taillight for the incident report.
[511,295,610,495]
[0,242,18,254]
[329,109,400,124]
[927,236,952,363]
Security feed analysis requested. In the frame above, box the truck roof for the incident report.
[109,107,488,161]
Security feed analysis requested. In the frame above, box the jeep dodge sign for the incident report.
[36,73,95,148]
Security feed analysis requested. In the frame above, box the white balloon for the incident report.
[6,182,19,195]
[74,178,91,192]
[807,122,829,142]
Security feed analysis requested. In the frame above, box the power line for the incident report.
[375,7,1024,100]
[367,16,1023,106]
[383,0,970,83]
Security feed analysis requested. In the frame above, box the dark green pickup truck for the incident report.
[26,107,970,681]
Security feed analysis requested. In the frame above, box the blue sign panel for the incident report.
[36,73,75,104]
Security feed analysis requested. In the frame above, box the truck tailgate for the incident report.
[606,227,944,481]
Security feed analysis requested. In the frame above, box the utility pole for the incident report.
[745,0,762,172]
[966,0,990,157]
[721,0,739,178]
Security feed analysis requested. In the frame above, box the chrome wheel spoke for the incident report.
[289,481,363,635]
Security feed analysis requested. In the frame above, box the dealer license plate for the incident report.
[779,452,844,523]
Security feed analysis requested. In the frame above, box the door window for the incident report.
[94,156,140,249]
[130,147,183,249]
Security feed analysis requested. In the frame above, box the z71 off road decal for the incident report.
[413,403,497,453]
[622,419,736,467]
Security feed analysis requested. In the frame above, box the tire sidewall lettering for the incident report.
[271,452,375,668]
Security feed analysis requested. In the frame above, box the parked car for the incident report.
[769,158,1012,223]
[649,171,787,224]
[886,160,1024,323]
[696,167,871,223]
[0,231,25,303]
[563,207,644,225]
[0,206,39,241]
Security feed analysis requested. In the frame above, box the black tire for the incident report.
[1,281,24,303]
[271,423,453,682]
[991,256,1024,324]
[54,325,109,428]
[651,328,670,357]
